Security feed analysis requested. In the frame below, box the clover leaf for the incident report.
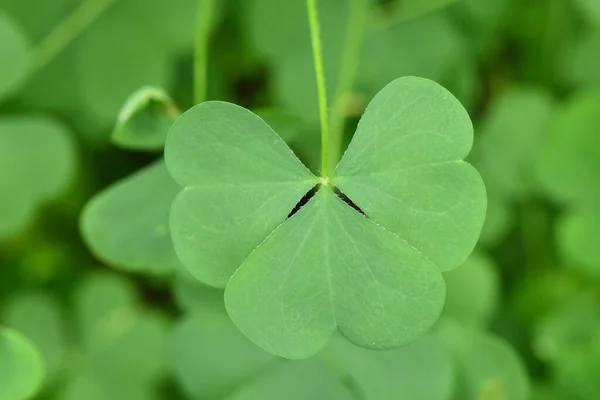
[81,161,182,275]
[166,101,318,288]
[0,327,44,400]
[332,77,485,271]
[166,76,486,358]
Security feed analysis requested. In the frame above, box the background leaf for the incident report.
[170,295,279,399]
[2,292,67,386]
[0,115,77,239]
[535,93,600,204]
[0,327,44,400]
[326,333,456,400]
[81,160,181,275]
[442,252,500,327]
[225,359,354,400]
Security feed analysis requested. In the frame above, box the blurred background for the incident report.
[1,0,600,399]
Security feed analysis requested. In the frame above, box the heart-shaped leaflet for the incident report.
[165,76,486,359]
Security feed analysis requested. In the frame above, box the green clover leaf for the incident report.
[166,101,318,288]
[166,76,486,358]
[332,77,485,271]
[81,160,182,275]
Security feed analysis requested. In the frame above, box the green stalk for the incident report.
[194,0,214,104]
[29,0,117,73]
[306,0,330,182]
[328,0,368,175]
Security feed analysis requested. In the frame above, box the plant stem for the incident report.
[306,0,330,181]
[194,0,214,105]
[29,0,117,73]
[329,0,368,175]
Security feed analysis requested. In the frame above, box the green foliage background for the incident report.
[1,0,600,399]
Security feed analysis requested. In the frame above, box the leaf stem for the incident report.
[307,0,330,180]
[329,0,368,175]
[194,0,214,105]
[29,0,117,74]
